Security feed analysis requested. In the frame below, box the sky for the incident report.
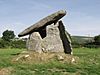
[0,0,100,37]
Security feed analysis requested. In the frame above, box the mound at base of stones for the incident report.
[12,51,79,64]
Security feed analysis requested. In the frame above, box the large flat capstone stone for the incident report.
[18,10,66,37]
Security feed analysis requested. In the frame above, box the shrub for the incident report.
[11,40,26,49]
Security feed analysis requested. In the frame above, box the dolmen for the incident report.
[18,10,73,54]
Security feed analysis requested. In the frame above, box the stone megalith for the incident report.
[18,10,66,37]
[18,10,73,54]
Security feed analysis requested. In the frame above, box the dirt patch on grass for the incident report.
[0,67,13,75]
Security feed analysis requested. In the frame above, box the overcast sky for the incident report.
[0,0,100,37]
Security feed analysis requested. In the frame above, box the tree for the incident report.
[2,30,15,41]
[12,40,26,48]
[94,35,100,45]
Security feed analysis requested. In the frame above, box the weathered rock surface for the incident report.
[27,23,64,53]
[41,23,64,52]
[26,32,42,53]
[26,21,72,54]
[18,10,66,37]
[58,21,72,54]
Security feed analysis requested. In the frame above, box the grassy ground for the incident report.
[0,48,100,75]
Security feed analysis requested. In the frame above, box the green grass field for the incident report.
[0,48,100,75]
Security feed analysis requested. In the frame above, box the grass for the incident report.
[0,48,100,75]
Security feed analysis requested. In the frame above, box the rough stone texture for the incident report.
[18,10,66,37]
[58,21,72,54]
[41,23,64,52]
[27,23,64,53]
[26,32,42,53]
[26,21,72,54]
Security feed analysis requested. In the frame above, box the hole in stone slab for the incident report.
[38,27,47,39]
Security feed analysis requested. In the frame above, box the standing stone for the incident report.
[58,21,72,54]
[41,23,64,52]
[26,32,42,53]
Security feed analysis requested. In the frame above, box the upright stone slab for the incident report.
[26,32,42,53]
[41,23,64,52]
[58,21,72,54]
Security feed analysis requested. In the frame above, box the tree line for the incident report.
[0,30,26,48]
[0,30,100,49]
[72,35,100,48]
